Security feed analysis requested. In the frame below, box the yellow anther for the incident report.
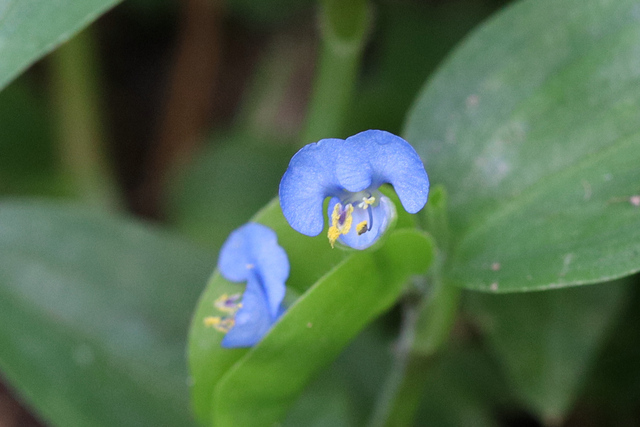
[327,203,354,248]
[203,316,218,327]
[214,293,242,314]
[328,226,341,248]
[357,196,376,209]
[203,316,235,333]
[356,221,368,235]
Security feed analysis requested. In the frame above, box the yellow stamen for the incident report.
[204,316,235,333]
[327,203,354,248]
[203,316,218,327]
[357,196,376,209]
[356,221,368,235]
[214,293,242,314]
[328,226,341,248]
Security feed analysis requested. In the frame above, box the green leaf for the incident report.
[465,279,630,422]
[404,0,640,291]
[213,229,433,427]
[0,0,122,92]
[188,200,346,424]
[282,367,354,427]
[0,200,212,426]
[188,197,433,426]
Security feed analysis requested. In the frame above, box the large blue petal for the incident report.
[251,231,288,317]
[280,130,429,237]
[218,222,264,282]
[334,141,374,193]
[218,223,288,317]
[221,277,274,348]
[327,195,395,250]
[279,138,345,236]
[346,130,429,213]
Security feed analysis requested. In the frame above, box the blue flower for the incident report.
[204,223,289,348]
[279,130,429,250]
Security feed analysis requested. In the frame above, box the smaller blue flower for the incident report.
[279,130,429,250]
[204,223,289,348]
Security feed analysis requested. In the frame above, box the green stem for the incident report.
[50,28,121,211]
[370,185,461,427]
[411,262,461,357]
[300,0,370,145]
[369,269,461,427]
[368,296,422,427]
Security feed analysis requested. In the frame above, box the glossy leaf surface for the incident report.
[0,0,122,91]
[405,0,640,291]
[0,200,212,426]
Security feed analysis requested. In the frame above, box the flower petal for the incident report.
[221,277,274,348]
[279,138,345,236]
[347,130,429,213]
[218,223,288,317]
[280,130,429,238]
[334,142,373,193]
[251,231,288,317]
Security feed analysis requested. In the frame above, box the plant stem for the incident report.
[368,296,422,427]
[369,265,461,427]
[300,0,370,145]
[370,185,461,427]
[50,28,121,211]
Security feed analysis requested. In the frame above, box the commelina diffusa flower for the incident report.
[279,130,429,250]
[204,223,289,348]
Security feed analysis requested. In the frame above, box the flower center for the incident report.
[327,194,377,247]
[204,293,243,333]
[204,316,235,333]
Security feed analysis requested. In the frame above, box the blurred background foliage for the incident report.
[0,0,639,426]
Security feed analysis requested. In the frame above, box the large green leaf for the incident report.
[188,200,346,424]
[466,279,630,421]
[213,229,432,427]
[188,199,433,426]
[282,367,354,427]
[0,200,213,426]
[0,0,122,92]
[404,0,640,291]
